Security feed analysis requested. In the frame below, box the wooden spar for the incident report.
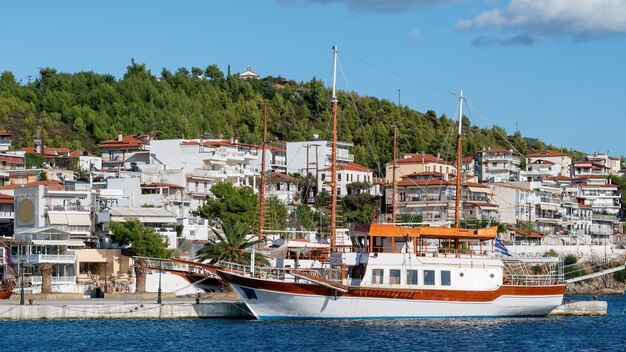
[330,46,338,253]
[454,91,463,229]
[258,100,267,239]
[392,126,397,223]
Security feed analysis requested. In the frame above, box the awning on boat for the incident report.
[350,223,497,241]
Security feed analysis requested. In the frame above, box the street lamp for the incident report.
[19,260,24,306]
[157,260,162,304]
[104,261,108,297]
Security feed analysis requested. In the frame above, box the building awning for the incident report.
[67,213,91,226]
[539,204,559,211]
[467,186,488,193]
[48,213,69,225]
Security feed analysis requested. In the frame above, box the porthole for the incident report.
[490,273,495,278]
[459,273,464,277]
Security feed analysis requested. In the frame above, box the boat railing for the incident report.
[135,256,190,272]
[501,258,564,286]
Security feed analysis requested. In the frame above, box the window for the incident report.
[441,270,451,286]
[372,269,384,284]
[338,174,342,181]
[389,269,401,285]
[424,270,435,285]
[321,173,326,181]
[406,270,418,285]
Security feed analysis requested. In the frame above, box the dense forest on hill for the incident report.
[0,61,583,174]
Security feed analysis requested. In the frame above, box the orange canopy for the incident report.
[351,223,497,241]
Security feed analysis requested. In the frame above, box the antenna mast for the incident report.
[330,45,338,253]
[454,91,463,229]
[392,126,397,223]
[258,101,267,239]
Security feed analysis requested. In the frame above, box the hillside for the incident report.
[0,61,584,174]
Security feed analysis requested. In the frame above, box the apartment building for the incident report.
[385,153,455,183]
[474,148,521,183]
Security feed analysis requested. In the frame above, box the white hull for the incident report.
[231,283,563,320]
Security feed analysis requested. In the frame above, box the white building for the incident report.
[318,162,375,197]
[286,140,354,176]
[149,139,260,211]
[489,182,533,225]
[474,148,521,183]
[12,227,85,293]
[13,181,94,241]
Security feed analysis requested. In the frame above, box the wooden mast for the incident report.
[258,100,267,239]
[455,91,463,227]
[330,45,338,253]
[392,126,397,223]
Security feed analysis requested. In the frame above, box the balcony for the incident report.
[31,276,77,285]
[190,169,226,179]
[19,254,77,264]
[45,205,90,212]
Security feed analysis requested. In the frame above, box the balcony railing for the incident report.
[19,254,77,264]
[31,276,77,285]
[45,205,90,212]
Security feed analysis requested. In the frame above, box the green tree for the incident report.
[198,182,257,226]
[341,191,379,224]
[195,220,269,265]
[110,219,173,258]
[291,204,318,231]
[24,152,46,169]
[267,195,288,230]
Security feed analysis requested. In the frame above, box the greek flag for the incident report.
[494,238,512,257]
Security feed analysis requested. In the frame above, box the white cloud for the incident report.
[410,28,421,39]
[277,0,459,13]
[459,0,626,45]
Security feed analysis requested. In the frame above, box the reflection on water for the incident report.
[1,296,624,352]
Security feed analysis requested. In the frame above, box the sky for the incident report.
[2,0,626,156]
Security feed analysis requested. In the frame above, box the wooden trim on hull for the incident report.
[217,270,565,302]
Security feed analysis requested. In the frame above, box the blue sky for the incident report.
[2,0,626,156]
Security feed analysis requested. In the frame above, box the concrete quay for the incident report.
[549,300,608,316]
[0,294,252,320]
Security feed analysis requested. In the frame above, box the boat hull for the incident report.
[218,271,565,320]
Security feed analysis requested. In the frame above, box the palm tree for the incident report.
[196,220,269,266]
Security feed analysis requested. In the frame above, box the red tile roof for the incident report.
[389,153,452,166]
[320,162,371,173]
[527,150,569,157]
[0,193,13,205]
[0,180,63,190]
[0,154,23,164]
[98,134,151,149]
[142,182,184,189]
[264,172,298,184]
[508,226,543,238]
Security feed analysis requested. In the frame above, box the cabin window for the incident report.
[406,270,418,285]
[424,270,435,285]
[441,270,451,286]
[389,269,401,285]
[372,269,384,284]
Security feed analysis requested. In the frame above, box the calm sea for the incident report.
[1,296,624,352]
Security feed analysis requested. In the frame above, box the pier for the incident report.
[0,294,252,320]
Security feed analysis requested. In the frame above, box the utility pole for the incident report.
[157,260,162,304]
[314,144,320,196]
[528,201,532,240]
[304,143,312,202]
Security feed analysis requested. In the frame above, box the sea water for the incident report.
[1,296,624,352]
